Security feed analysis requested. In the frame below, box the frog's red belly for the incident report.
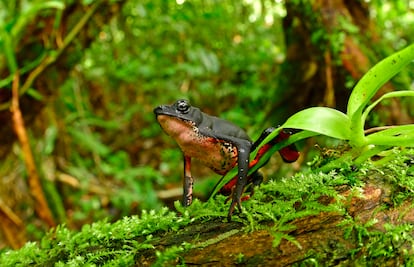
[179,136,238,175]
[156,115,238,174]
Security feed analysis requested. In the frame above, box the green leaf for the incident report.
[0,27,18,73]
[365,125,414,146]
[347,43,414,119]
[346,43,414,147]
[282,107,350,140]
[27,88,45,101]
[361,90,414,123]
[251,130,318,174]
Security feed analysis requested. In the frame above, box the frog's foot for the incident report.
[182,175,194,206]
[224,185,252,204]
[227,197,242,221]
[224,193,252,204]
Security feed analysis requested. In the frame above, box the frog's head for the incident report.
[154,99,203,123]
[154,99,203,138]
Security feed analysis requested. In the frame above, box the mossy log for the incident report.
[1,153,413,266]
[143,182,414,266]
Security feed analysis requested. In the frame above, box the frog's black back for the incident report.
[197,112,252,142]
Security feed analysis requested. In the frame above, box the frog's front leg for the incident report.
[183,155,194,206]
[227,139,251,220]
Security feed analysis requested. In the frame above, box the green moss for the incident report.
[0,208,193,266]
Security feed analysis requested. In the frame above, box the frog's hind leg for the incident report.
[183,155,194,207]
[227,139,252,221]
[244,171,263,198]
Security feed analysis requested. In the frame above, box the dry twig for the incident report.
[11,72,55,227]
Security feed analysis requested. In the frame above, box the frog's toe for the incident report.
[227,198,243,221]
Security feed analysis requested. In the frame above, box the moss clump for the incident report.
[0,209,193,266]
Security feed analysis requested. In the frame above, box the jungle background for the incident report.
[0,0,413,251]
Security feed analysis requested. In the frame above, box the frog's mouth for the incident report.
[154,104,195,123]
[154,105,184,118]
[155,114,196,137]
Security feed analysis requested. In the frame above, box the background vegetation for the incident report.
[0,0,413,251]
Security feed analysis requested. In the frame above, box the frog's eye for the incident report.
[176,100,190,113]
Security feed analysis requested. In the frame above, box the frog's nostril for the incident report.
[153,106,164,115]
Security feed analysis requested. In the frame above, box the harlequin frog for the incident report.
[154,99,299,220]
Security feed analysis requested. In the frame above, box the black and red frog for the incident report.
[154,99,299,220]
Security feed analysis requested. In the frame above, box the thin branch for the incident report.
[11,72,55,227]
[324,51,335,107]
[0,198,23,227]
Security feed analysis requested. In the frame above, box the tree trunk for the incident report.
[279,0,412,125]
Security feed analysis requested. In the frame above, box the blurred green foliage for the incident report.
[79,0,289,129]
[51,0,291,226]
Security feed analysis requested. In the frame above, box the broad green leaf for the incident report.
[248,130,319,175]
[347,43,414,119]
[281,107,350,140]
